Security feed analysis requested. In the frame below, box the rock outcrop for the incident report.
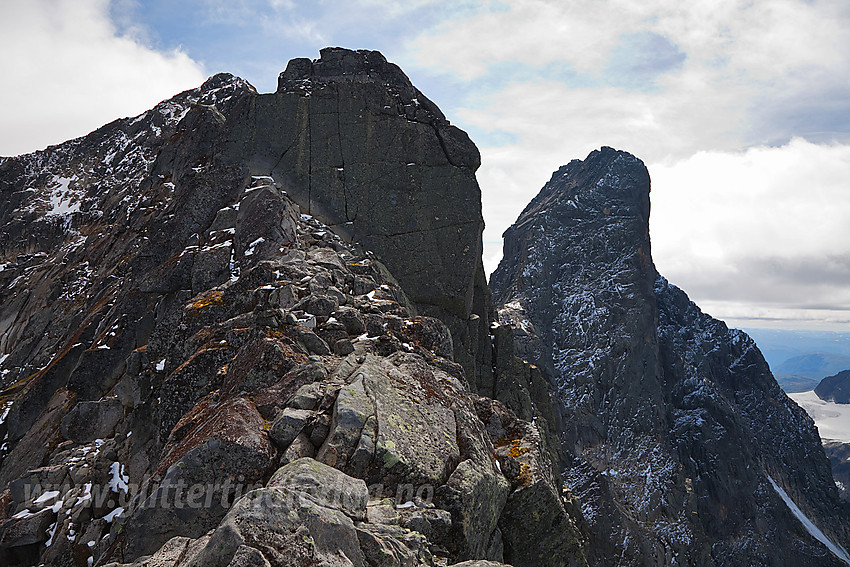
[0,50,581,567]
[491,147,850,566]
[816,369,850,404]
[236,47,494,390]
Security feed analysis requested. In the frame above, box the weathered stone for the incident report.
[398,316,454,360]
[355,522,433,567]
[157,343,236,444]
[365,500,401,525]
[0,389,75,488]
[222,337,300,395]
[268,457,368,521]
[307,247,345,270]
[348,414,377,478]
[269,407,312,449]
[251,362,327,419]
[307,414,331,447]
[286,325,331,356]
[192,243,232,294]
[317,375,373,470]
[269,284,299,309]
[66,344,132,402]
[227,544,272,567]
[113,535,210,567]
[360,355,461,488]
[401,507,452,545]
[209,206,238,232]
[286,382,323,411]
[0,508,54,549]
[9,465,69,506]
[60,397,123,444]
[499,477,587,567]
[122,397,274,561]
[436,459,509,561]
[280,432,316,466]
[333,338,355,356]
[326,285,347,306]
[335,307,366,336]
[318,320,349,349]
[235,185,298,270]
[189,485,366,567]
[295,294,338,318]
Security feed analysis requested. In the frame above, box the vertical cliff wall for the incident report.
[232,48,494,390]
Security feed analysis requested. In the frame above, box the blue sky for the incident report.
[2,0,850,331]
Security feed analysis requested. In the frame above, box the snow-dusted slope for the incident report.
[490,146,850,567]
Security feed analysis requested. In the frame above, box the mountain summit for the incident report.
[0,50,847,567]
[491,146,850,566]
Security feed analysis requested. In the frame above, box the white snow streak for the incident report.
[768,475,850,565]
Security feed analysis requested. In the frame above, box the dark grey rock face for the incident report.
[816,369,850,403]
[823,441,850,502]
[235,47,493,389]
[491,147,850,566]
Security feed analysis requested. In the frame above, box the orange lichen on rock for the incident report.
[508,439,529,458]
[188,290,225,310]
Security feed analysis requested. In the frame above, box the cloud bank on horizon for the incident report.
[1,0,849,331]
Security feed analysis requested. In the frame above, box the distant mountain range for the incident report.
[742,329,850,393]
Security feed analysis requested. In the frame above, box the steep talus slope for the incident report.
[0,50,584,567]
[491,147,850,566]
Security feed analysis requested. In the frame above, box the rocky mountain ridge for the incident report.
[0,48,577,567]
[0,48,847,567]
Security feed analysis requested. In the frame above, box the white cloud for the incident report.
[412,0,629,79]
[650,138,850,329]
[412,0,850,87]
[0,0,205,156]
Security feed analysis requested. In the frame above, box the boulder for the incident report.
[121,397,274,561]
[436,459,509,561]
[234,185,298,269]
[0,508,55,549]
[355,522,433,567]
[279,432,316,466]
[188,486,365,567]
[268,458,368,521]
[316,375,374,470]
[269,408,312,450]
